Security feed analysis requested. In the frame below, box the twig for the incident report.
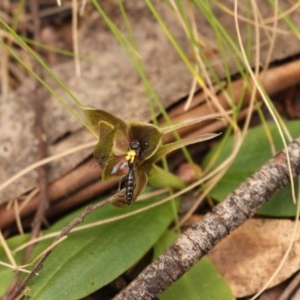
[3,2,50,298]
[4,198,110,300]
[0,160,103,230]
[25,0,49,258]
[163,59,300,142]
[26,86,49,250]
[113,135,300,299]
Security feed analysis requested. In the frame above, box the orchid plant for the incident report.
[81,106,220,207]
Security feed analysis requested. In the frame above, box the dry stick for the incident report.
[114,136,300,300]
[47,177,119,217]
[25,0,49,257]
[6,198,110,300]
[26,88,49,250]
[0,160,102,230]
[3,3,49,299]
[163,59,300,142]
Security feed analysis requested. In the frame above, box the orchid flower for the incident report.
[81,106,220,207]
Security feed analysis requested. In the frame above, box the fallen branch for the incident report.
[114,135,300,299]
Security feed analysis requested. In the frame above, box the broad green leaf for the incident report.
[160,258,234,300]
[0,196,174,299]
[204,121,300,217]
[0,235,29,296]
[28,199,173,299]
[154,231,234,300]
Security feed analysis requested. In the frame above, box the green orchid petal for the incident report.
[160,113,223,135]
[93,121,116,169]
[152,133,221,162]
[81,105,131,155]
[80,105,128,137]
[148,164,185,189]
[128,122,163,161]
[93,121,127,181]
[133,167,148,199]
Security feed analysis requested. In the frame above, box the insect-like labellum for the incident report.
[123,140,140,204]
[124,162,135,204]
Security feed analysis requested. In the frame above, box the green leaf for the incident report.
[0,235,29,296]
[154,231,234,300]
[148,165,185,189]
[204,120,300,217]
[0,196,174,299]
[28,199,173,299]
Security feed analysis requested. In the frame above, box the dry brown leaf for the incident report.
[209,218,300,298]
